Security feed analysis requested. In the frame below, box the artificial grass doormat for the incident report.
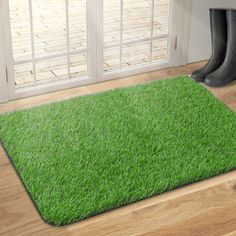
[0,77,236,226]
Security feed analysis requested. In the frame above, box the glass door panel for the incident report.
[8,0,88,89]
[4,0,185,101]
[103,0,171,73]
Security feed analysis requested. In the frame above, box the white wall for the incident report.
[187,0,236,63]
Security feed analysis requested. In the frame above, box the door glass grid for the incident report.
[103,0,170,73]
[9,0,87,89]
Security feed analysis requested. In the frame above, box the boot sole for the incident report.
[204,78,235,87]
[191,75,205,83]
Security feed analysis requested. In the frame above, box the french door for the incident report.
[1,0,189,100]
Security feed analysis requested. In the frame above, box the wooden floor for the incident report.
[1,61,236,236]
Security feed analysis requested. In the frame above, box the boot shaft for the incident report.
[226,10,236,44]
[219,9,236,70]
[209,9,227,58]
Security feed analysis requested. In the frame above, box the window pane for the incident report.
[9,0,32,61]
[36,57,68,83]
[103,0,120,46]
[104,47,120,72]
[122,41,150,68]
[152,38,168,62]
[33,0,66,56]
[69,0,87,51]
[14,63,34,88]
[154,0,170,36]
[123,0,152,41]
[70,54,87,78]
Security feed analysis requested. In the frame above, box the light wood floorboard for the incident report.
[1,61,236,236]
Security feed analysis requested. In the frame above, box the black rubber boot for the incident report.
[205,9,236,87]
[191,9,227,83]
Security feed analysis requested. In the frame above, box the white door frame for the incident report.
[0,0,9,103]
[0,0,191,103]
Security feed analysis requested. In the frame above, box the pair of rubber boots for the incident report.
[192,9,236,87]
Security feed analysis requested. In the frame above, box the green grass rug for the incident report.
[1,76,236,226]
